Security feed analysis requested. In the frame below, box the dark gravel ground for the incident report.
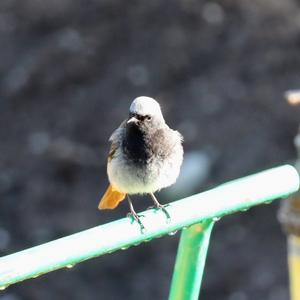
[1,1,300,299]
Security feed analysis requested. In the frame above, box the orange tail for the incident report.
[98,184,126,210]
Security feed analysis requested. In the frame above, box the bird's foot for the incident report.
[149,193,171,223]
[127,212,146,233]
[148,203,171,223]
[127,195,146,233]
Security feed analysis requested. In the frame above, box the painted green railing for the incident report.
[0,165,299,299]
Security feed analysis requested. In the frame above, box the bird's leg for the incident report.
[127,195,145,232]
[149,193,171,222]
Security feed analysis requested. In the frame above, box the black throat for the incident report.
[122,123,153,164]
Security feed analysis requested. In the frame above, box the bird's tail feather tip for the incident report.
[98,184,126,210]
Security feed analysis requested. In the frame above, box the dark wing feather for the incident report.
[108,120,126,161]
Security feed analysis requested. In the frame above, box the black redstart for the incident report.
[98,96,183,230]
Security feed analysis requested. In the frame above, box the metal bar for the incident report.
[168,220,214,300]
[0,165,298,289]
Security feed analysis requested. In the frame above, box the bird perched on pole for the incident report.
[98,96,184,231]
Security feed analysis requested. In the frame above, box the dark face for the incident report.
[129,112,151,122]
[123,113,153,162]
[127,112,162,132]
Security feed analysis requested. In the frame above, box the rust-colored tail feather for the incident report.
[98,184,126,210]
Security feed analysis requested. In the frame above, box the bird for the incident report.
[98,96,183,231]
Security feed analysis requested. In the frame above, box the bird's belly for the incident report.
[107,150,182,194]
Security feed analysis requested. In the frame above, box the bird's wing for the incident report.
[99,120,127,210]
[108,119,126,161]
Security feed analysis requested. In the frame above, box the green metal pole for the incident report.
[0,165,298,289]
[168,220,214,300]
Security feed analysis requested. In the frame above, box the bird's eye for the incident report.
[146,115,152,120]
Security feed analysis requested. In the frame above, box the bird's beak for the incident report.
[127,117,138,124]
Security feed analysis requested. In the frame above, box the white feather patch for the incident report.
[130,96,162,117]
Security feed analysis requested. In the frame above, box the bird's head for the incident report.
[127,96,165,129]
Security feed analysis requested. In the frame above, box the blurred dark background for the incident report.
[1,0,300,299]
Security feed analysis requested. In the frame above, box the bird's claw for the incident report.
[148,204,171,223]
[127,212,146,233]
